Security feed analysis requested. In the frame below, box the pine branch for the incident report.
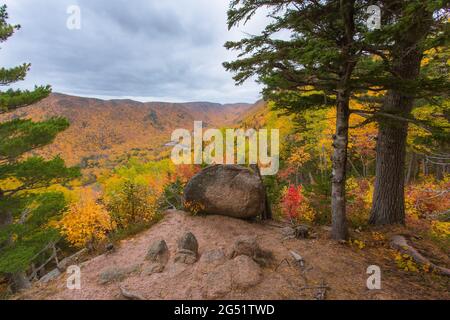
[0,86,52,114]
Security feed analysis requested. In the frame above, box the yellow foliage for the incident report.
[105,180,161,228]
[184,200,206,216]
[288,146,311,167]
[345,177,373,227]
[59,192,116,248]
[99,159,175,228]
[431,221,450,239]
[371,232,386,242]
[394,253,419,273]
[298,201,316,223]
[46,184,79,203]
[349,239,366,250]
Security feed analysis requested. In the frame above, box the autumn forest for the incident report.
[0,1,449,302]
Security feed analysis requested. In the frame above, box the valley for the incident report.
[0,93,255,169]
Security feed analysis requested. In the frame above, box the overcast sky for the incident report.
[2,0,268,103]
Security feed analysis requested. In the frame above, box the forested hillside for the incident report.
[1,1,449,301]
[0,93,251,166]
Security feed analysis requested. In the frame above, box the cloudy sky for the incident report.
[2,0,268,103]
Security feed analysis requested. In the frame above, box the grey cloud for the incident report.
[2,0,266,103]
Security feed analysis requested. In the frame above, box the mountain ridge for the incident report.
[51,92,253,108]
[0,93,262,168]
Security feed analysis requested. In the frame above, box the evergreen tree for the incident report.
[0,4,79,291]
[224,0,449,234]
[362,1,449,225]
[224,0,371,240]
[0,5,51,114]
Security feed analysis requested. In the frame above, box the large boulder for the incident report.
[183,165,265,219]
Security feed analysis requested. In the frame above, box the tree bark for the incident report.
[331,92,350,240]
[330,0,355,240]
[370,102,410,225]
[370,16,426,225]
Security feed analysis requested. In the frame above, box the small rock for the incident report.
[281,227,296,238]
[282,225,309,239]
[230,236,273,267]
[294,225,309,239]
[174,249,197,265]
[39,268,61,283]
[198,249,227,273]
[99,265,140,285]
[145,240,169,264]
[290,250,305,267]
[57,248,88,271]
[231,255,262,290]
[230,236,259,258]
[142,263,165,276]
[178,232,199,255]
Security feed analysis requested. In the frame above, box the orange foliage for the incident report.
[172,165,201,184]
[405,176,450,220]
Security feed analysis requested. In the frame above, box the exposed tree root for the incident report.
[390,235,450,276]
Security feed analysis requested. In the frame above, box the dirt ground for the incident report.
[18,210,449,300]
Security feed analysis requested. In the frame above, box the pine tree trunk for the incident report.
[369,1,434,225]
[330,0,355,240]
[370,49,422,225]
[370,101,409,225]
[331,94,350,240]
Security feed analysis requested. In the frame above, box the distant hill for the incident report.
[0,93,255,167]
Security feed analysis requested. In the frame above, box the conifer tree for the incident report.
[224,0,367,240]
[0,5,51,114]
[224,0,449,235]
[362,1,449,225]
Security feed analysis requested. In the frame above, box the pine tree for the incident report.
[224,0,371,240]
[0,5,79,291]
[363,1,449,225]
[0,5,51,114]
[224,0,449,234]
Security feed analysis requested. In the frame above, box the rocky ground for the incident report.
[17,210,449,300]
